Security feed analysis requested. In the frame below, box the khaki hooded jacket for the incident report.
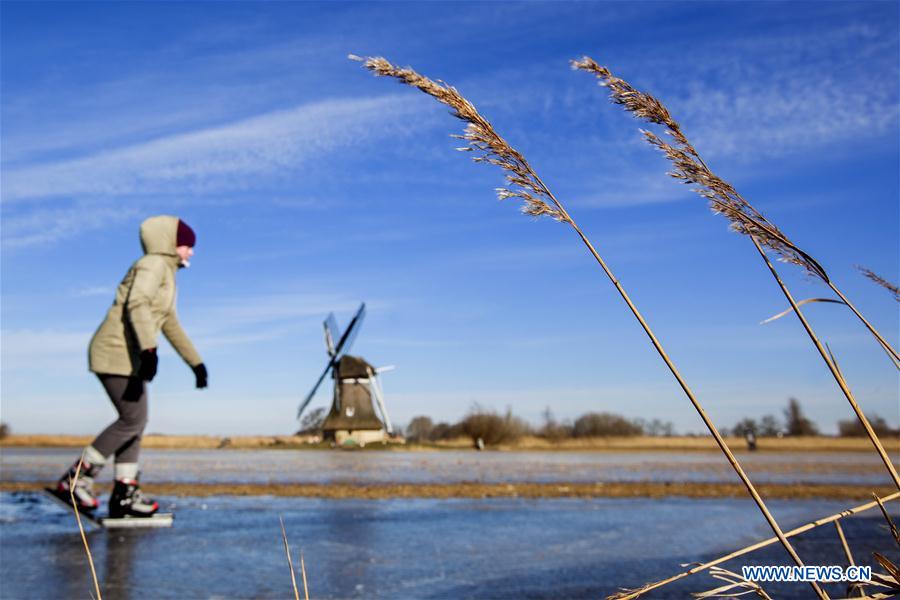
[88,215,203,376]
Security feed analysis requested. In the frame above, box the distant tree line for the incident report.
[297,396,896,445]
[404,406,675,446]
[721,397,899,438]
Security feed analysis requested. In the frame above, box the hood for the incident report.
[139,215,180,256]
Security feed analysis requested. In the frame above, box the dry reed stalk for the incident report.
[825,344,845,383]
[300,551,310,600]
[573,56,900,490]
[834,521,869,599]
[692,566,773,599]
[751,238,900,488]
[858,267,900,302]
[608,491,900,600]
[355,54,824,599]
[834,520,856,566]
[280,516,301,600]
[873,494,900,546]
[862,553,900,600]
[872,552,900,590]
[70,454,102,600]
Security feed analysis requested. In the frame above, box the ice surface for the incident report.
[1,492,897,599]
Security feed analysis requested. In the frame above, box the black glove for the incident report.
[192,363,208,389]
[137,349,158,381]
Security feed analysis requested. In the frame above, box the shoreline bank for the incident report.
[2,480,894,500]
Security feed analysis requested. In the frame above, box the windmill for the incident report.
[297,303,396,446]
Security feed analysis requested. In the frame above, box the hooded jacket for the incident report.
[88,215,203,376]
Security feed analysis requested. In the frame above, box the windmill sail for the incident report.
[324,313,341,357]
[296,303,366,420]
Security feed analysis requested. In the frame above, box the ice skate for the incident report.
[51,460,102,512]
[109,478,159,518]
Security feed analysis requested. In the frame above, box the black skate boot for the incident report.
[54,460,102,512]
[109,478,159,518]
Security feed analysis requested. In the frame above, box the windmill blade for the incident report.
[332,302,366,359]
[297,303,366,421]
[367,366,394,435]
[323,313,341,357]
[296,362,333,420]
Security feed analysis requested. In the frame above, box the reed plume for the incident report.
[572,56,899,367]
[858,266,900,302]
[571,58,824,280]
[574,56,900,490]
[355,54,824,599]
[354,55,566,222]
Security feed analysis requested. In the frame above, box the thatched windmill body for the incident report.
[297,303,395,446]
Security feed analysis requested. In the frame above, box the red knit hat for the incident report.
[176,220,196,248]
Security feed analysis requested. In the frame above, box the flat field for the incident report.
[2,433,896,452]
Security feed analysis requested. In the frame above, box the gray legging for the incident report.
[90,375,148,463]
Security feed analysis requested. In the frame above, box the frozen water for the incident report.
[1,492,897,599]
[2,448,897,598]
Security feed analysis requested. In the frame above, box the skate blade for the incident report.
[42,488,102,527]
[100,513,174,529]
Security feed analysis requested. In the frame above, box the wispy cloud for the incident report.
[2,94,421,203]
[1,203,143,248]
[639,23,900,161]
[0,23,348,165]
[1,94,427,248]
[678,75,899,161]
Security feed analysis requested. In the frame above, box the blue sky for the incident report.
[2,1,897,436]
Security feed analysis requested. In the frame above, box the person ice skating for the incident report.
[53,215,207,518]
